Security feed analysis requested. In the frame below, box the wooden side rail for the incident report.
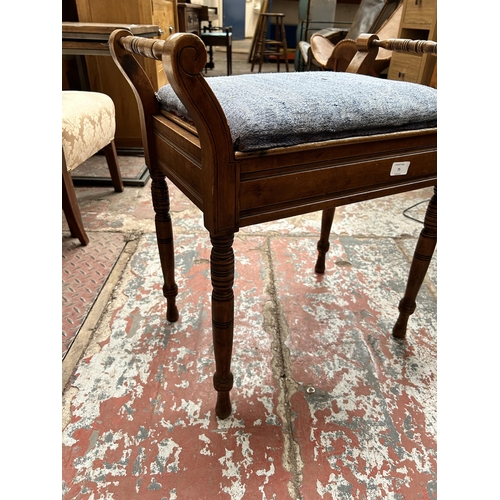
[347,34,436,75]
[355,34,437,55]
[371,37,437,54]
[118,35,164,60]
[114,32,437,76]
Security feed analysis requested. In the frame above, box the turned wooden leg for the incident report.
[393,188,437,338]
[62,151,89,246]
[210,233,235,419]
[103,141,124,193]
[150,174,179,323]
[315,208,336,273]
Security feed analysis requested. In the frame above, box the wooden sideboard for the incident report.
[74,0,178,150]
[387,0,436,86]
[177,3,207,34]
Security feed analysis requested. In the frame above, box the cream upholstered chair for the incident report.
[62,91,123,245]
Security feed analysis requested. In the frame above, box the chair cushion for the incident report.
[156,71,437,153]
[62,91,116,172]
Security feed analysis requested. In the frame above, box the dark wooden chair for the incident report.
[298,0,402,70]
[309,1,403,75]
[109,30,437,420]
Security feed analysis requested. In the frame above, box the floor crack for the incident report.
[262,237,304,500]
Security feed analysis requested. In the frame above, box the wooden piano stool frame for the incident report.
[109,30,437,419]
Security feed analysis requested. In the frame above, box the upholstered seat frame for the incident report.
[109,31,437,419]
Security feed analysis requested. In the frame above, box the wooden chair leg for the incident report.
[150,174,179,323]
[62,151,89,246]
[103,141,124,193]
[279,17,289,72]
[393,188,437,338]
[315,207,336,273]
[251,15,265,72]
[227,42,232,76]
[210,232,235,420]
[258,17,268,73]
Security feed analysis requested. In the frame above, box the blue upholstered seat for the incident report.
[156,72,437,153]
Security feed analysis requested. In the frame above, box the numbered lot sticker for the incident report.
[390,161,410,176]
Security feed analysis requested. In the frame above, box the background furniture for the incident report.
[298,0,401,70]
[296,0,338,45]
[251,13,289,72]
[310,1,402,74]
[295,0,338,70]
[73,0,178,150]
[201,26,233,76]
[62,91,124,246]
[62,22,162,186]
[177,2,205,34]
[387,0,436,85]
[177,3,232,76]
[109,30,436,420]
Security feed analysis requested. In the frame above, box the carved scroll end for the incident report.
[164,32,208,77]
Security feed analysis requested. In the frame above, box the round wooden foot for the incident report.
[215,391,232,420]
[166,302,179,323]
[164,284,179,322]
[314,257,326,274]
[392,318,407,339]
[393,299,415,339]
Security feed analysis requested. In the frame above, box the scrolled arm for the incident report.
[164,32,208,77]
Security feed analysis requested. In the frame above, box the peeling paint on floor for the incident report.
[62,186,436,498]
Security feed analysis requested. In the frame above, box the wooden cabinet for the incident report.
[177,3,206,34]
[75,0,178,149]
[387,0,436,86]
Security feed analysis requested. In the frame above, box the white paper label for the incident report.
[390,161,410,176]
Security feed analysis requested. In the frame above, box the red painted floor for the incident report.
[62,233,127,358]
[62,48,437,499]
[62,158,436,498]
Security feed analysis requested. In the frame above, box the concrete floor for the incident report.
[62,43,437,499]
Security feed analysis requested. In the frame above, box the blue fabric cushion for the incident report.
[156,71,437,153]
